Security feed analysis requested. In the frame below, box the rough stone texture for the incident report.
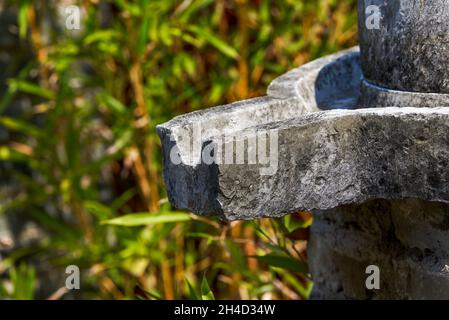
[309,199,449,299]
[158,49,449,221]
[358,0,449,93]
[359,79,449,109]
[157,49,360,219]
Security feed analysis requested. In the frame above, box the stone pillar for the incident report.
[305,1,449,299]
[358,0,449,93]
[309,199,449,299]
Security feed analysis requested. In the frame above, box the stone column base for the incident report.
[308,198,449,299]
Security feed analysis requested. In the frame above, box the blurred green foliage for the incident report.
[0,0,357,299]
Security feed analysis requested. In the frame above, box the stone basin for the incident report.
[157,47,449,221]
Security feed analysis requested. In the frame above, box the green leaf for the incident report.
[83,30,120,45]
[200,274,215,300]
[102,212,191,226]
[8,80,55,99]
[253,254,309,274]
[9,264,36,299]
[115,0,142,17]
[186,279,199,300]
[18,0,30,39]
[225,239,246,271]
[277,269,313,298]
[0,146,35,164]
[0,63,34,115]
[189,26,239,59]
[98,93,128,115]
[0,117,44,139]
[111,188,136,210]
[284,214,312,233]
[0,282,8,298]
[138,15,150,56]
[186,232,215,241]
[84,200,114,220]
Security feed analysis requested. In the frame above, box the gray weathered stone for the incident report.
[157,49,449,220]
[358,0,449,93]
[359,79,449,109]
[309,199,449,300]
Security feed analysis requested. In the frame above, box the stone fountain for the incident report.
[157,0,449,299]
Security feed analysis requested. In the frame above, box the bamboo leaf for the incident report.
[186,279,199,300]
[0,146,34,163]
[138,13,150,56]
[84,200,114,220]
[18,0,30,39]
[10,264,36,299]
[189,26,239,59]
[253,254,309,274]
[98,93,128,115]
[200,274,215,300]
[83,30,120,45]
[102,212,191,226]
[8,80,55,99]
[0,117,44,139]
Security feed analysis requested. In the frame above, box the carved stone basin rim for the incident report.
[157,47,449,221]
